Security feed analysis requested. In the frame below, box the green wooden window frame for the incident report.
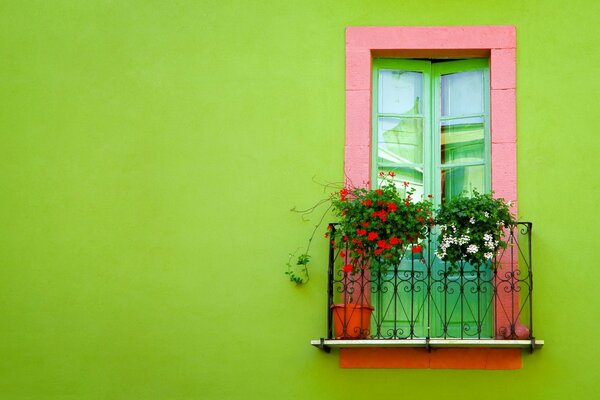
[371,58,491,204]
[371,58,493,338]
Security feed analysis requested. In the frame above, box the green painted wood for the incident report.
[432,58,491,203]
[371,59,431,338]
[371,58,432,195]
[431,59,492,338]
[371,58,492,339]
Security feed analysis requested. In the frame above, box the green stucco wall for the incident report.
[1,0,599,398]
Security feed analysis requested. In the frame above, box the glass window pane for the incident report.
[378,117,423,164]
[441,117,485,164]
[377,166,425,200]
[441,165,485,201]
[379,70,423,115]
[441,70,484,117]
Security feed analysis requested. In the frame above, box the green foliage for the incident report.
[285,252,311,285]
[435,191,516,268]
[288,173,434,282]
[330,173,433,273]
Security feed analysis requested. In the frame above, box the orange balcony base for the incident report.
[341,347,521,369]
[310,339,544,369]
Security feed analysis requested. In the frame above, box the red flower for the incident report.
[412,244,422,253]
[324,232,329,238]
[340,188,349,201]
[361,222,369,227]
[340,251,346,258]
[387,202,397,212]
[372,210,387,222]
[369,210,384,222]
[405,201,409,207]
[378,211,387,222]
[367,232,378,241]
[403,181,409,187]
[374,249,383,255]
[418,216,423,223]
[417,208,421,213]
[388,171,395,177]
[362,199,373,206]
[377,200,385,207]
[357,229,367,236]
[343,235,348,242]
[389,237,400,245]
[379,171,385,177]
[375,189,383,196]
[331,240,336,245]
[343,264,353,273]
[377,240,388,248]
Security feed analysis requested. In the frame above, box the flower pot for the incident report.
[331,303,374,339]
[496,321,530,340]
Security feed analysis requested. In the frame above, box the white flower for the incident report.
[484,252,494,260]
[483,233,495,249]
[484,211,490,218]
[469,217,475,224]
[435,249,446,260]
[507,200,513,207]
[466,244,479,254]
[458,235,470,245]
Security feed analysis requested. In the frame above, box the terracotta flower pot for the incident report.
[331,303,374,339]
[496,321,530,340]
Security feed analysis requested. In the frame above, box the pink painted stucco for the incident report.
[345,25,517,200]
[346,26,516,51]
[343,25,519,368]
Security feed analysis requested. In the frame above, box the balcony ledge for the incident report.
[311,338,544,352]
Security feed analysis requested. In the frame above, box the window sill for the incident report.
[311,338,544,352]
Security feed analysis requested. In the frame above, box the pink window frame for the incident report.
[345,25,517,211]
[342,26,519,369]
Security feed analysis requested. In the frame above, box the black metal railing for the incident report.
[326,222,534,343]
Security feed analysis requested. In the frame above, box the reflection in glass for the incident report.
[377,166,425,200]
[441,165,485,201]
[379,70,423,115]
[377,117,423,165]
[441,70,484,116]
[441,117,484,164]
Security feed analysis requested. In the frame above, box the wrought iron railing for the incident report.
[326,222,535,345]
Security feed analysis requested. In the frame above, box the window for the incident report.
[371,58,491,203]
[370,58,495,339]
[332,26,534,368]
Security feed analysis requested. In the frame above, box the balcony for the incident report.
[311,222,544,352]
